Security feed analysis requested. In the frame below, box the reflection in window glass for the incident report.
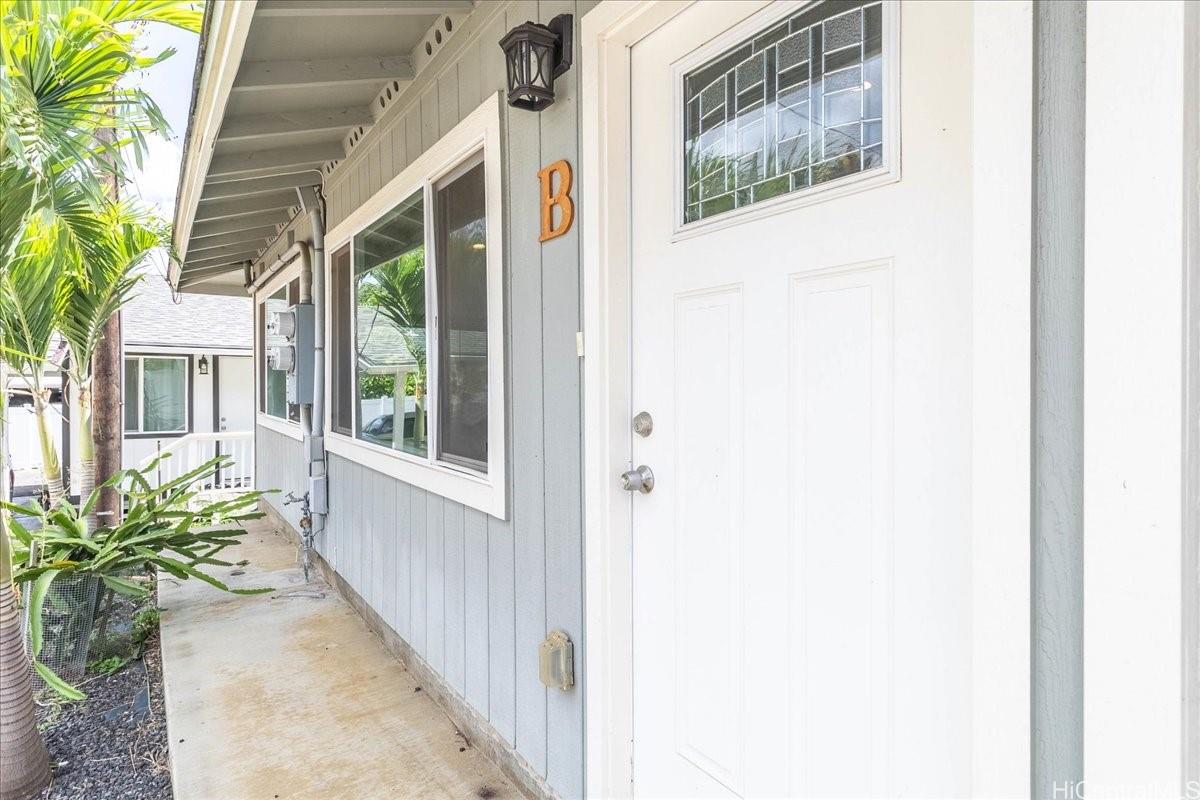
[263,286,294,420]
[124,358,139,431]
[330,245,354,436]
[141,357,186,432]
[353,190,427,457]
[683,0,885,223]
[435,157,488,471]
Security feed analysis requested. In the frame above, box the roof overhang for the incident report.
[171,0,475,296]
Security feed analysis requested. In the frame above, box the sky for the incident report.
[128,21,201,279]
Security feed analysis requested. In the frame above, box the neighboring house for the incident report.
[168,2,1198,799]
[120,271,254,480]
[3,338,67,494]
[4,274,254,494]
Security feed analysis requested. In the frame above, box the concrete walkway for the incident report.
[159,518,521,800]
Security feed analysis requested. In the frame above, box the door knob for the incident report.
[620,465,655,494]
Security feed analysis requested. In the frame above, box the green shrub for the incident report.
[4,455,275,698]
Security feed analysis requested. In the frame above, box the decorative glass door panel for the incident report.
[683,0,886,223]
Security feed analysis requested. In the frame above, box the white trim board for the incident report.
[1083,2,1197,792]
[125,345,251,357]
[170,0,257,277]
[970,2,1033,794]
[579,2,1034,796]
[257,412,301,442]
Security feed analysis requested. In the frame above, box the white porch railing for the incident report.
[135,431,254,492]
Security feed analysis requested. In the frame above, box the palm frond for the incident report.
[55,199,165,378]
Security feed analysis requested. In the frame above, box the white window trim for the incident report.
[124,354,190,435]
[669,0,901,241]
[254,261,303,439]
[323,91,507,520]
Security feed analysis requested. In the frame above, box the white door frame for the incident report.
[579,3,1035,796]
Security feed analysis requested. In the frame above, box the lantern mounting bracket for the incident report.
[546,14,573,79]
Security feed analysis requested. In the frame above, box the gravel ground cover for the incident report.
[34,604,171,800]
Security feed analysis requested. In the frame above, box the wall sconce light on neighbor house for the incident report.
[198,355,209,376]
[499,14,573,111]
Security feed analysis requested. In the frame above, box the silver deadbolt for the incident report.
[632,411,653,437]
[620,465,655,494]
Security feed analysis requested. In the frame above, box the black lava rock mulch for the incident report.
[35,630,171,800]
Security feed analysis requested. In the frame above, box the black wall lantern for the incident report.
[499,14,573,111]
[198,355,209,376]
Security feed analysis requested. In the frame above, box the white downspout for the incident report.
[298,247,313,434]
[307,190,327,532]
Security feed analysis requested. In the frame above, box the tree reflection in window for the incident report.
[353,191,428,456]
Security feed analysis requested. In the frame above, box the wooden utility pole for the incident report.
[92,125,122,520]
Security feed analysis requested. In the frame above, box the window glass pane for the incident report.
[124,358,139,431]
[263,287,290,419]
[353,190,427,456]
[683,0,885,223]
[142,358,186,432]
[330,245,354,436]
[435,158,488,471]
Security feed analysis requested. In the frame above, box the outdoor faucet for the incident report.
[282,491,316,582]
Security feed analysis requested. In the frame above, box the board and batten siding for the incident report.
[253,2,598,797]
[257,426,306,533]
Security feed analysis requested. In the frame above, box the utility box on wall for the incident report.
[266,303,314,404]
[539,629,574,691]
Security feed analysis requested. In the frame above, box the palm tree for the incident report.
[1,0,200,505]
[0,204,86,506]
[0,382,54,800]
[55,201,164,533]
[359,250,429,442]
[0,4,201,796]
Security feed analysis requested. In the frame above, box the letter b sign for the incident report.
[538,159,574,243]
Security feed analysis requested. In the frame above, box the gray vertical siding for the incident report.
[256,426,306,532]
[1032,3,1086,797]
[256,3,598,796]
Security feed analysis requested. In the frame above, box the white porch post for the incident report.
[1083,2,1199,797]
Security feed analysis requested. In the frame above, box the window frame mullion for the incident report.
[349,240,360,439]
[423,178,439,468]
[138,357,145,433]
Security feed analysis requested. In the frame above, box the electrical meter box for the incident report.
[267,303,314,404]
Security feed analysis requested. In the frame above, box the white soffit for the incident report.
[172,0,474,295]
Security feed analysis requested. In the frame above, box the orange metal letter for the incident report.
[538,159,574,242]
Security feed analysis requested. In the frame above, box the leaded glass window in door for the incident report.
[683,0,886,223]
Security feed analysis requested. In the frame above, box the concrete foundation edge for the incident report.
[258,500,556,800]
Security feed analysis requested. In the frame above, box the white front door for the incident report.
[217,356,255,433]
[217,356,255,485]
[629,1,974,797]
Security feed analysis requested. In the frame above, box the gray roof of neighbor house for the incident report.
[356,307,486,372]
[171,0,475,296]
[123,270,252,351]
[357,306,420,371]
